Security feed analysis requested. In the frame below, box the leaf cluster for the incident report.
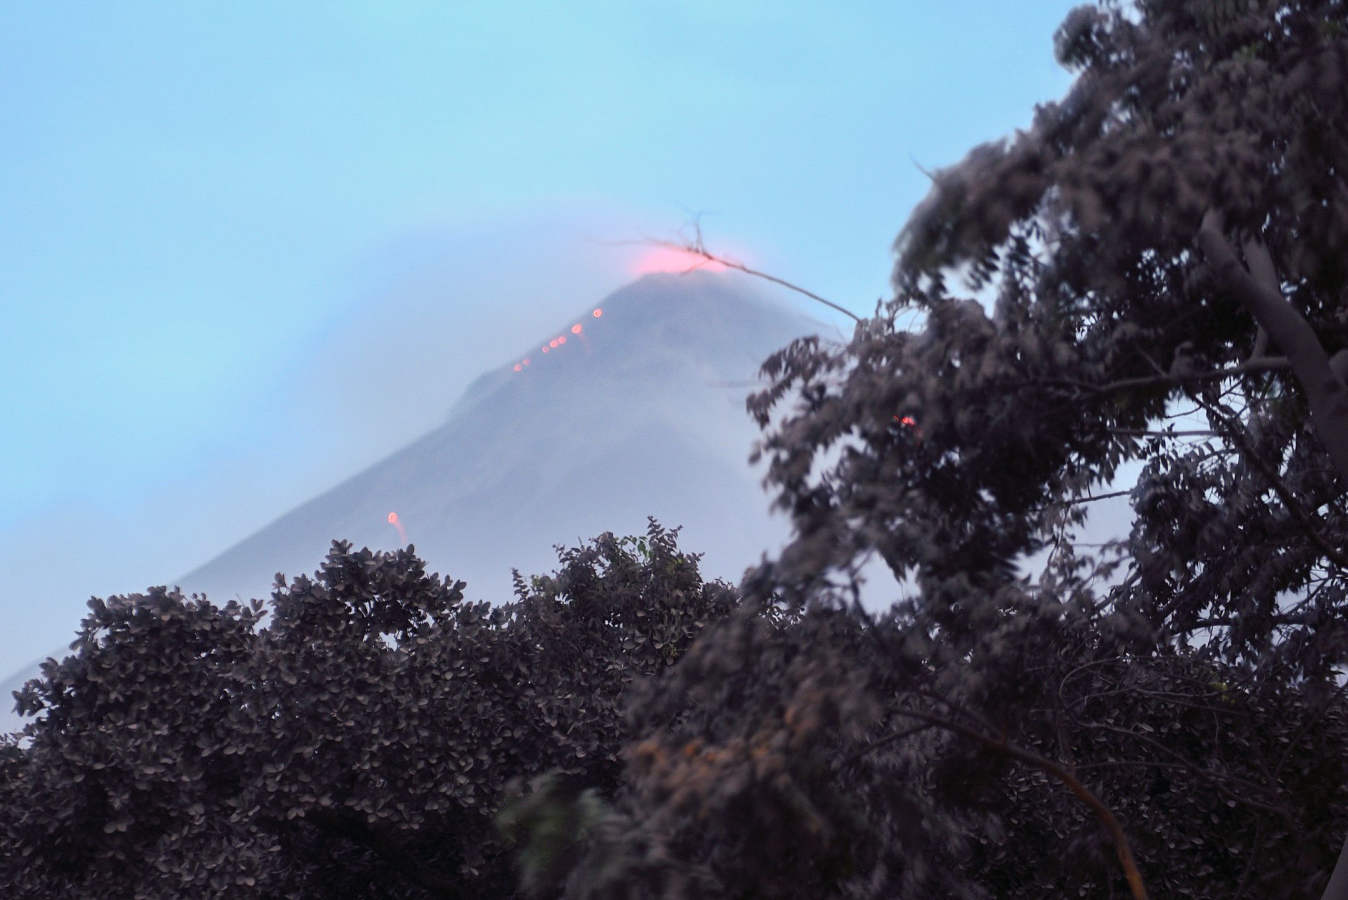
[0,519,737,898]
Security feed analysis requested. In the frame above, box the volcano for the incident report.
[174,269,835,606]
[4,271,843,733]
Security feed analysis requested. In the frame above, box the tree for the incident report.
[536,598,1348,898]
[0,519,741,899]
[512,0,1348,896]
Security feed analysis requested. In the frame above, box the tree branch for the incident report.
[1037,356,1291,397]
[1250,325,1269,362]
[1188,392,1348,570]
[1109,429,1221,438]
[1046,488,1136,508]
[891,705,1149,900]
[1240,236,1281,314]
[1324,834,1348,900]
[1196,209,1348,489]
[1069,717,1291,820]
[836,721,935,770]
[663,232,865,325]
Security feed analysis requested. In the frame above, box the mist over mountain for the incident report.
[3,271,853,735]
[175,270,834,604]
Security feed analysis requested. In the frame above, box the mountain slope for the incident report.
[2,270,838,736]
[174,270,829,605]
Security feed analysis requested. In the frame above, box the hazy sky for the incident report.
[1,1,1082,678]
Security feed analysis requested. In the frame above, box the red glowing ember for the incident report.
[893,415,924,441]
[387,511,408,545]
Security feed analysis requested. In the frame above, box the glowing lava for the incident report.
[570,322,591,354]
[631,246,728,276]
[893,415,924,441]
[387,511,408,545]
[514,311,603,372]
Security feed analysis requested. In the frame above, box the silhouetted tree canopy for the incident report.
[0,521,742,898]
[525,0,1348,897]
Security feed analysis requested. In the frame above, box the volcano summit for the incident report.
[174,269,837,610]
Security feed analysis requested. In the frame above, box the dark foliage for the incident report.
[0,519,739,898]
[509,1,1348,897]
[528,596,1348,899]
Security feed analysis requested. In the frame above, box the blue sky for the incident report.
[1,1,1080,677]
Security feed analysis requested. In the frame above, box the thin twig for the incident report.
[1043,357,1291,397]
[656,226,865,325]
[837,721,935,770]
[1189,392,1348,570]
[1046,488,1135,508]
[1109,429,1221,438]
[1071,718,1291,820]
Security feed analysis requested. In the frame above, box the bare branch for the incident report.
[1251,325,1269,362]
[659,227,865,325]
[1197,209,1348,488]
[1037,357,1292,397]
[836,721,935,770]
[910,153,939,183]
[1188,391,1348,570]
[891,705,1150,900]
[1324,835,1348,900]
[1071,717,1292,820]
[1047,488,1135,508]
[1109,428,1221,438]
[1333,350,1348,386]
[1240,236,1282,311]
